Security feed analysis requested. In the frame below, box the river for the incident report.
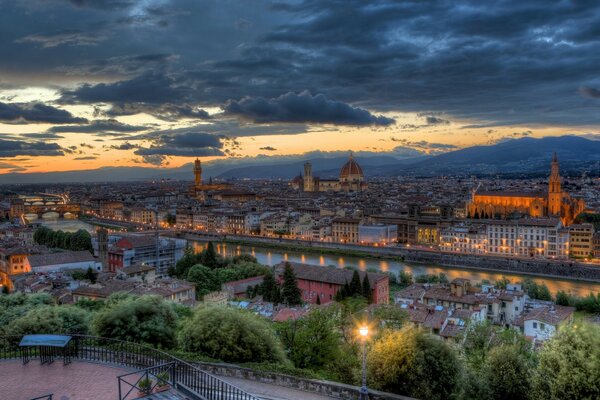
[37,219,600,297]
[193,241,600,297]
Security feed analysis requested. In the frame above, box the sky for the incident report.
[1,0,600,175]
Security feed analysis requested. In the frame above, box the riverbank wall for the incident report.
[180,233,600,283]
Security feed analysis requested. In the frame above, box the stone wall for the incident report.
[195,361,415,400]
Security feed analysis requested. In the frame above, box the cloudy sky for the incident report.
[1,0,599,175]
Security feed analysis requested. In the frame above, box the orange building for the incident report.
[468,154,584,226]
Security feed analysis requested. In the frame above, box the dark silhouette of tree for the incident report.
[350,270,362,296]
[362,274,372,303]
[281,262,302,305]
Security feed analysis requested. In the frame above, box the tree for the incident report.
[278,309,340,369]
[281,262,302,305]
[180,306,287,364]
[362,274,372,303]
[6,305,90,336]
[371,304,407,330]
[202,241,219,268]
[485,345,533,400]
[495,276,510,289]
[368,326,460,400]
[531,323,600,400]
[316,295,321,305]
[186,264,217,297]
[522,278,552,301]
[260,271,279,303]
[398,271,414,288]
[349,270,362,296]
[92,295,178,349]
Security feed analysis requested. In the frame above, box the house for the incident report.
[117,264,156,283]
[274,262,389,305]
[221,276,264,299]
[515,305,575,341]
[26,251,101,273]
[203,291,229,306]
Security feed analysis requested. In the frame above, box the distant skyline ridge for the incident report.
[1,2,600,176]
[0,136,598,184]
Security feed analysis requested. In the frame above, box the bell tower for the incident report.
[303,162,314,192]
[194,158,202,189]
[548,152,562,215]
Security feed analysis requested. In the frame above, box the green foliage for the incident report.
[33,226,92,252]
[92,295,178,349]
[415,273,449,284]
[0,293,54,334]
[281,262,302,305]
[368,325,460,400]
[180,306,287,364]
[361,273,372,303]
[186,262,270,299]
[397,271,414,288]
[6,305,89,336]
[370,304,408,330]
[532,323,600,400]
[555,291,600,313]
[260,271,280,303]
[522,278,552,301]
[484,344,533,400]
[574,212,600,231]
[278,309,340,369]
[350,270,362,295]
[495,276,510,289]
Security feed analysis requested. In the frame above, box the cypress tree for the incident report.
[342,280,351,298]
[350,270,362,296]
[261,271,277,302]
[316,294,321,305]
[362,273,372,303]
[281,262,302,305]
[203,241,218,268]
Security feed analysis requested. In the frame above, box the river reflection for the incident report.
[193,241,600,297]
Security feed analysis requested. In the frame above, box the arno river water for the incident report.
[193,241,600,298]
[40,219,600,297]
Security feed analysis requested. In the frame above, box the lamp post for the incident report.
[359,325,369,400]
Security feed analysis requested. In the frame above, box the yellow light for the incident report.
[359,326,369,338]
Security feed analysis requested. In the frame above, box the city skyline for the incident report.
[1,0,600,175]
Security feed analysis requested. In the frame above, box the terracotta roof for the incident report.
[274,262,388,289]
[523,305,575,325]
[272,308,309,322]
[28,251,95,267]
[339,154,364,179]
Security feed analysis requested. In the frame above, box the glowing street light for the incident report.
[358,325,370,399]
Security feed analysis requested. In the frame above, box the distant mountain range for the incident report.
[0,136,598,184]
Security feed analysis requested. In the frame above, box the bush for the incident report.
[531,323,600,399]
[485,345,533,400]
[180,306,287,364]
[6,305,89,336]
[368,325,460,400]
[92,295,178,348]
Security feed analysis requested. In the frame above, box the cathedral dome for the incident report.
[339,154,364,181]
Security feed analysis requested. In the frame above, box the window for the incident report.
[540,323,545,330]
[533,322,538,329]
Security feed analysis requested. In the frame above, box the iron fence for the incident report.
[0,335,259,400]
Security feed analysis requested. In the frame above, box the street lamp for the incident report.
[358,325,370,400]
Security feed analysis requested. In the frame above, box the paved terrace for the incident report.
[0,360,130,400]
[0,360,335,400]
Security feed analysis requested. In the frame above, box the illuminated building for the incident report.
[467,154,585,225]
[292,153,367,192]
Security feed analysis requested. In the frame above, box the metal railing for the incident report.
[118,362,176,400]
[30,395,53,400]
[0,335,259,400]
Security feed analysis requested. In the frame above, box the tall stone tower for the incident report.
[548,152,562,216]
[96,227,108,271]
[303,162,314,192]
[194,158,202,189]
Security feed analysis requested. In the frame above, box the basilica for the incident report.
[467,154,585,226]
[291,153,367,192]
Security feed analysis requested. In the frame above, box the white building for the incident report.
[359,224,398,245]
[440,224,487,254]
[518,305,574,341]
[27,251,102,273]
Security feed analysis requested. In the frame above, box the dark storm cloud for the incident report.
[4,0,600,129]
[0,102,87,124]
[425,116,450,126]
[105,103,210,122]
[21,132,64,139]
[579,87,600,99]
[49,119,147,134]
[73,156,97,160]
[0,139,64,157]
[133,132,225,158]
[223,91,394,126]
[109,142,137,150]
[260,146,277,151]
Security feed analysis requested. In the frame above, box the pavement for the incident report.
[218,376,336,400]
[0,359,131,400]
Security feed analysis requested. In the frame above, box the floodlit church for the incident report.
[467,153,585,225]
[291,153,367,192]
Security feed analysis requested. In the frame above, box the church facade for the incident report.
[291,153,367,192]
[467,154,585,226]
